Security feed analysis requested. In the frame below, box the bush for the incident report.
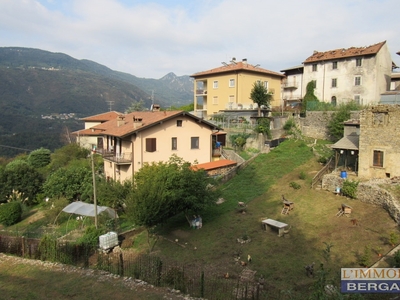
[289,182,301,190]
[299,171,307,180]
[394,250,400,267]
[341,180,359,199]
[0,201,22,226]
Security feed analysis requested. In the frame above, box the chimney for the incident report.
[117,114,125,127]
[133,117,143,129]
[242,58,247,64]
[152,104,160,112]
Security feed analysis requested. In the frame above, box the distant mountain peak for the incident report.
[160,72,177,80]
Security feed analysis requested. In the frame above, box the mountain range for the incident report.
[0,47,194,157]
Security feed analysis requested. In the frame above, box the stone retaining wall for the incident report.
[322,174,400,224]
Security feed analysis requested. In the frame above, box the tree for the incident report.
[125,99,145,113]
[125,155,218,249]
[28,147,51,168]
[327,101,360,141]
[250,81,273,117]
[42,164,93,202]
[302,81,318,112]
[0,161,44,205]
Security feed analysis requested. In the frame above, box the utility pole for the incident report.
[91,149,98,228]
[106,101,115,111]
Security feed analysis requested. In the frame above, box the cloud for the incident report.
[0,0,399,78]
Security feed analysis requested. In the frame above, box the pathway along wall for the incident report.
[322,175,400,224]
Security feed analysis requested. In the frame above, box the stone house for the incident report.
[302,41,392,106]
[358,105,400,179]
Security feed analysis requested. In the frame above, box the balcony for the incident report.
[283,82,298,89]
[196,89,208,96]
[102,151,132,164]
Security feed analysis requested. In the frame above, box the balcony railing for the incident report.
[283,82,298,89]
[102,151,132,164]
[196,89,208,96]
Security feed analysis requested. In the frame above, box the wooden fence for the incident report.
[0,234,272,300]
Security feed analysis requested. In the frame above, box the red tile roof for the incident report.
[191,60,284,78]
[303,41,386,64]
[75,111,221,138]
[81,111,121,121]
[192,159,237,171]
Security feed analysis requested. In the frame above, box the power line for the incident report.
[0,144,33,152]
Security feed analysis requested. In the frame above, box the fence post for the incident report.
[21,236,25,257]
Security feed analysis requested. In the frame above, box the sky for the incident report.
[1,0,400,79]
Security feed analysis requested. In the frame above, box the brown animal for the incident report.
[350,219,359,226]
[240,261,247,266]
[224,272,229,279]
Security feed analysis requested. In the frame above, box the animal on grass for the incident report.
[224,272,229,279]
[350,219,359,226]
[240,261,247,266]
[238,201,246,207]
[247,254,252,263]
[305,262,315,277]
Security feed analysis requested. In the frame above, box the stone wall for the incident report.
[296,111,361,140]
[322,174,400,224]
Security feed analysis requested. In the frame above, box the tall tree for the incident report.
[250,81,273,117]
[302,81,319,112]
[125,155,218,249]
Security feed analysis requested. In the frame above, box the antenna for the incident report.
[106,101,114,111]
[151,90,154,105]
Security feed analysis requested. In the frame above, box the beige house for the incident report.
[280,65,304,107]
[74,111,121,151]
[302,41,392,106]
[76,110,223,182]
[191,58,284,120]
[358,105,400,179]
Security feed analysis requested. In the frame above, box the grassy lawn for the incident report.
[148,140,399,298]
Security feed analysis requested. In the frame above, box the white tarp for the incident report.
[62,201,118,219]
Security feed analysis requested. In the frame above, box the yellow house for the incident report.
[76,110,223,182]
[191,58,284,120]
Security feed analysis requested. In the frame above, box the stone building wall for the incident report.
[358,105,400,179]
[295,111,361,140]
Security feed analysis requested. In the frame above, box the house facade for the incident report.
[76,110,223,182]
[74,111,121,151]
[358,105,400,179]
[280,65,304,107]
[191,58,284,120]
[302,41,392,106]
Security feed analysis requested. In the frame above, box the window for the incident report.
[354,95,360,104]
[373,150,384,167]
[146,138,156,152]
[213,80,218,89]
[332,61,338,70]
[264,81,269,90]
[176,120,182,127]
[171,137,177,150]
[191,137,199,149]
[355,76,361,86]
[213,96,218,105]
[356,58,362,67]
[229,79,235,87]
[312,64,317,72]
[331,78,337,88]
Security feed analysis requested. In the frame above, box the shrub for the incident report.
[299,171,307,180]
[394,250,400,267]
[358,245,372,267]
[289,182,301,189]
[341,180,359,199]
[0,201,22,226]
[389,232,399,246]
[77,225,105,248]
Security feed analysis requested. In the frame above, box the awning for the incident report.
[62,201,118,219]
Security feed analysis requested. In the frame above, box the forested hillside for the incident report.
[0,47,193,157]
